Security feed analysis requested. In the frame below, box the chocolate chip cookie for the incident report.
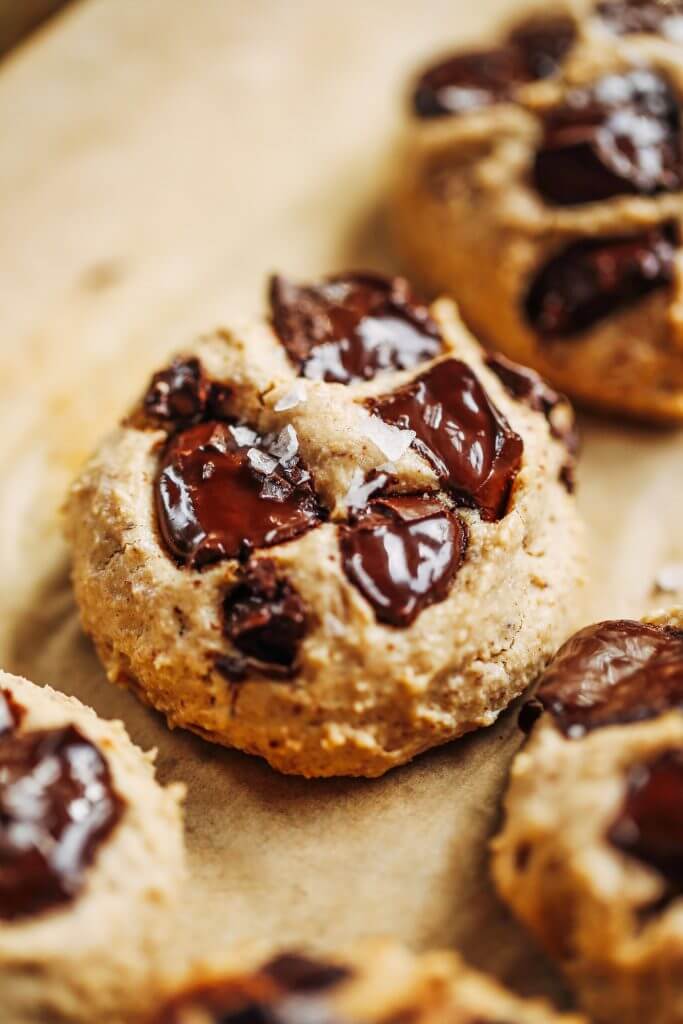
[392,0,683,420]
[65,272,583,777]
[148,939,585,1024]
[0,672,185,1024]
[492,610,683,1024]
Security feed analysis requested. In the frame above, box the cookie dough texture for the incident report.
[65,297,583,778]
[0,672,185,1024]
[391,2,683,421]
[150,938,585,1024]
[492,610,683,1024]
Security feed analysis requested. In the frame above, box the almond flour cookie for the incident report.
[0,671,185,1024]
[391,0,683,421]
[65,271,583,778]
[492,611,683,1024]
[148,939,585,1024]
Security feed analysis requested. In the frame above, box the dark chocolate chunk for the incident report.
[368,360,523,521]
[596,0,683,40]
[525,223,677,338]
[412,14,575,118]
[485,352,579,454]
[144,357,212,424]
[142,357,234,429]
[269,273,442,385]
[0,689,23,737]
[609,749,683,896]
[153,956,350,1024]
[223,560,307,675]
[156,421,323,569]
[0,725,123,921]
[533,619,683,737]
[341,496,467,627]
[508,13,577,80]
[413,46,530,118]
[533,70,683,205]
[261,953,351,993]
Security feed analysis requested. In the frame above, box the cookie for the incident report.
[147,939,585,1024]
[391,0,683,421]
[492,611,683,1024]
[65,271,584,778]
[0,671,185,1024]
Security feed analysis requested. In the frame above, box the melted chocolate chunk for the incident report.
[141,357,234,428]
[269,273,442,385]
[413,14,576,118]
[156,421,323,569]
[261,954,351,993]
[368,360,523,521]
[508,14,577,80]
[413,46,530,118]
[534,70,683,206]
[0,724,123,921]
[525,223,677,338]
[222,560,307,676]
[0,689,23,736]
[485,353,579,454]
[596,0,683,40]
[609,750,683,896]
[341,496,467,627]
[532,619,683,737]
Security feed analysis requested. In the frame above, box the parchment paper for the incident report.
[1,0,683,1010]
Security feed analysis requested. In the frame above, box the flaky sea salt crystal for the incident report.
[230,424,258,448]
[274,380,307,412]
[247,448,278,475]
[270,424,299,462]
[344,469,388,509]
[360,412,415,462]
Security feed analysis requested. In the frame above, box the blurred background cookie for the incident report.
[392,0,683,420]
[492,610,683,1024]
[65,271,583,778]
[0,672,185,1024]
[148,938,585,1024]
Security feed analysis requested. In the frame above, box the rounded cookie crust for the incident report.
[492,609,683,1024]
[65,275,584,778]
[391,0,683,421]
[0,671,185,1024]
[148,938,585,1024]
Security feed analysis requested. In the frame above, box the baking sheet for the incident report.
[1,0,683,1010]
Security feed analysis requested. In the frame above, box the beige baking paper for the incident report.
[1,0,682,1010]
